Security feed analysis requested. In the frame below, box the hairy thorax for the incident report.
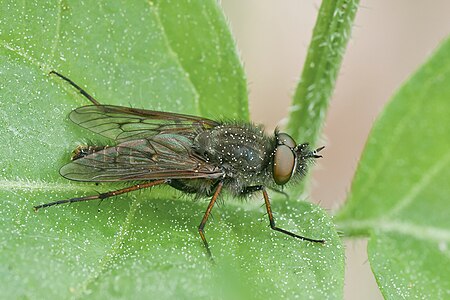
[188,123,275,195]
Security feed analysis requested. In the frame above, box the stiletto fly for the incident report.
[34,71,326,257]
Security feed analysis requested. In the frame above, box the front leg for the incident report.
[261,188,325,243]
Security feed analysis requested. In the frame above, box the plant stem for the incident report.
[287,0,360,199]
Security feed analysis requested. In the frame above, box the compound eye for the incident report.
[277,132,296,148]
[273,144,296,185]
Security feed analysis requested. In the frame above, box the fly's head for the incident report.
[272,132,324,186]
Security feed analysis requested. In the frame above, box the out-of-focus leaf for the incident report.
[336,37,450,299]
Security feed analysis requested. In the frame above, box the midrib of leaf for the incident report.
[338,219,450,243]
[0,179,98,192]
[49,0,62,64]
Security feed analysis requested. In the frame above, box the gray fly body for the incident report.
[176,123,275,197]
[34,71,325,258]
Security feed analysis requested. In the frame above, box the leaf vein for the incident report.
[73,196,141,298]
[387,151,450,217]
[339,219,450,243]
[49,0,63,64]
[149,1,201,115]
[357,87,428,199]
[0,40,49,70]
[0,179,94,192]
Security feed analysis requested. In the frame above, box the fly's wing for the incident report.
[69,105,220,143]
[60,134,224,182]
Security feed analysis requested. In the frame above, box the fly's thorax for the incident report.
[193,123,275,180]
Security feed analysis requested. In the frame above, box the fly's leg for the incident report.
[34,180,166,211]
[49,70,100,105]
[198,181,223,258]
[261,188,325,243]
[267,186,289,200]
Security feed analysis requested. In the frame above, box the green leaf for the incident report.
[336,37,450,299]
[0,1,342,299]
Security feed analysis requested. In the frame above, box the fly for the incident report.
[34,71,326,258]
